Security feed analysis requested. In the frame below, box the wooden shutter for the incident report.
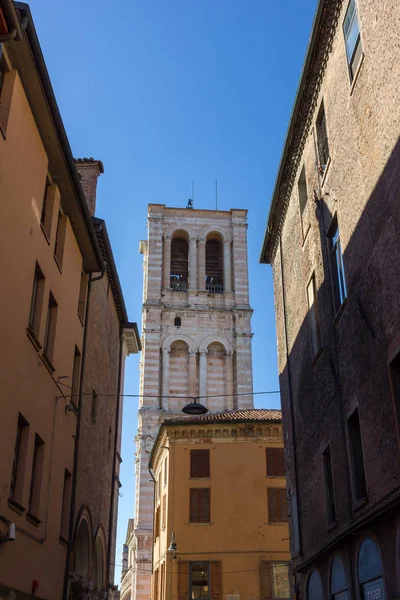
[153,568,159,600]
[266,448,285,476]
[211,561,222,600]
[162,495,166,528]
[189,488,199,522]
[200,488,210,522]
[278,488,288,522]
[178,561,189,600]
[190,449,210,478]
[260,561,272,600]
[268,488,278,522]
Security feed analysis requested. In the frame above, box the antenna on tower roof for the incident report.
[186,180,194,209]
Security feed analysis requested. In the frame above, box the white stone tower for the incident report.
[132,204,253,600]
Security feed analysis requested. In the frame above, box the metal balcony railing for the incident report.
[170,277,188,292]
[206,277,224,294]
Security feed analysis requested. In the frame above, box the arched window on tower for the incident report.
[306,569,324,600]
[205,234,223,293]
[170,232,189,291]
[92,536,105,591]
[358,538,385,600]
[330,555,349,600]
[74,519,90,579]
[174,316,181,327]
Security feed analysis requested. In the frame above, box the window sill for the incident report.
[54,255,63,274]
[352,496,368,511]
[266,476,286,479]
[26,326,42,351]
[350,53,365,96]
[333,297,348,326]
[320,156,331,187]
[26,512,41,527]
[8,497,25,515]
[189,477,211,481]
[59,535,69,546]
[311,347,323,370]
[187,521,213,526]
[40,223,51,245]
[268,521,289,526]
[42,352,55,373]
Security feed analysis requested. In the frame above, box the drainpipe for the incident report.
[106,327,125,596]
[62,268,106,600]
[148,465,156,578]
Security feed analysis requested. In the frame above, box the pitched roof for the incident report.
[163,409,282,426]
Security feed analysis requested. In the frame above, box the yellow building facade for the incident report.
[149,409,291,600]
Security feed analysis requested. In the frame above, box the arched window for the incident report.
[307,569,324,600]
[174,316,181,327]
[330,556,348,600]
[170,233,189,291]
[205,234,223,293]
[358,538,385,600]
[169,341,189,410]
[92,536,105,590]
[74,520,90,579]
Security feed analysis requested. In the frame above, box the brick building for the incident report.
[132,204,254,600]
[149,409,290,600]
[66,160,141,599]
[120,519,135,600]
[260,1,400,599]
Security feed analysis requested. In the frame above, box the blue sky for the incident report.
[30,0,317,582]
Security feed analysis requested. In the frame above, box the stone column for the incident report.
[161,348,170,409]
[163,236,172,288]
[225,350,234,409]
[189,238,197,290]
[223,239,232,292]
[199,350,208,400]
[198,238,206,291]
[189,350,197,399]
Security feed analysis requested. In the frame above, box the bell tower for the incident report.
[132,204,253,600]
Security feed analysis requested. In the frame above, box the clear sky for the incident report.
[30,0,317,583]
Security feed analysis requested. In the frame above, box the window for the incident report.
[154,567,159,600]
[316,102,330,172]
[60,469,72,540]
[343,0,363,82]
[91,390,97,424]
[190,562,210,600]
[28,263,45,339]
[266,448,285,477]
[189,488,210,523]
[170,237,189,291]
[174,316,181,327]
[289,489,301,555]
[358,538,384,600]
[162,495,166,528]
[190,450,210,478]
[268,488,288,523]
[330,556,349,600]
[78,272,88,323]
[40,177,54,240]
[347,408,367,501]
[322,446,336,523]
[298,166,309,239]
[28,434,44,519]
[328,217,347,313]
[206,236,224,293]
[10,414,29,504]
[54,211,67,270]
[307,275,321,358]
[154,504,161,539]
[164,457,168,485]
[307,570,324,600]
[271,563,291,600]
[43,292,58,362]
[71,346,81,409]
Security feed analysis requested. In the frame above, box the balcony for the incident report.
[170,275,188,292]
[206,276,224,294]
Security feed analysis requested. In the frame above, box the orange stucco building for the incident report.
[0,3,140,600]
[149,409,291,600]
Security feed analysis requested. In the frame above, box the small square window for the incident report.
[327,216,347,313]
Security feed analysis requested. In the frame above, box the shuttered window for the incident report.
[189,488,210,523]
[261,561,272,600]
[266,448,285,477]
[178,561,189,600]
[154,505,161,539]
[162,495,166,528]
[190,449,210,478]
[268,488,288,523]
[211,561,222,600]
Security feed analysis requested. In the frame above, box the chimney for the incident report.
[75,158,104,216]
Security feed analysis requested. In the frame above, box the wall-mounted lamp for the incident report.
[167,532,177,559]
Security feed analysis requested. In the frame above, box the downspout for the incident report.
[148,465,156,578]
[106,326,125,595]
[279,236,302,557]
[62,268,105,600]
